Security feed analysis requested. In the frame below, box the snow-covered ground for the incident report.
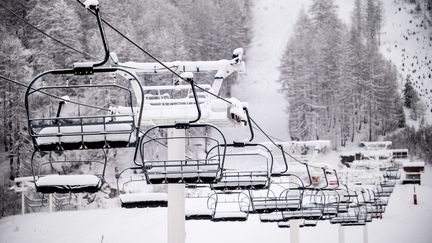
[1,165,431,243]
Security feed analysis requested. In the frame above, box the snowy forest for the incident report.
[0,0,251,178]
[278,0,432,159]
[279,0,403,145]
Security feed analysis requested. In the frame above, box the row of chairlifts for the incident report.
[182,157,398,225]
[23,2,397,231]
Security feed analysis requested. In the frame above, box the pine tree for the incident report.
[0,31,33,178]
[403,77,418,109]
[25,0,85,72]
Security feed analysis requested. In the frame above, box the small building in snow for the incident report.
[402,161,425,185]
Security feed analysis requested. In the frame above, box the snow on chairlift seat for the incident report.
[35,122,136,151]
[330,214,359,224]
[185,194,214,220]
[120,192,168,208]
[323,205,339,216]
[211,211,248,222]
[259,212,286,222]
[303,219,318,227]
[35,174,102,193]
[299,206,324,220]
[185,209,214,220]
[145,160,220,184]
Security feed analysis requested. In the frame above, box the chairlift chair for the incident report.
[116,166,168,208]
[31,150,107,194]
[210,191,250,222]
[185,190,214,220]
[209,143,273,191]
[138,123,227,184]
[259,212,286,223]
[249,173,305,214]
[249,145,308,214]
[25,4,144,152]
[300,189,325,221]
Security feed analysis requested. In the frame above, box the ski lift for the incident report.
[375,180,395,198]
[115,49,247,127]
[321,190,341,219]
[299,189,325,221]
[138,123,227,184]
[383,168,401,180]
[209,191,250,222]
[31,150,107,194]
[185,189,214,220]
[330,189,372,226]
[209,142,273,191]
[25,3,144,152]
[116,166,168,208]
[249,175,304,214]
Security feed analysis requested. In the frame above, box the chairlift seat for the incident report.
[211,211,248,222]
[340,220,366,226]
[330,215,359,224]
[211,171,269,191]
[251,196,301,213]
[259,212,286,222]
[35,122,136,151]
[185,209,214,220]
[301,208,324,220]
[35,174,102,193]
[303,220,318,227]
[323,206,338,215]
[145,160,220,184]
[120,192,168,208]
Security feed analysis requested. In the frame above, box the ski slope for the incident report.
[380,0,432,123]
[231,0,354,142]
[231,0,304,141]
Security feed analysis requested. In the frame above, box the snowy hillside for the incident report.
[231,0,298,141]
[380,0,432,123]
[236,0,432,144]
